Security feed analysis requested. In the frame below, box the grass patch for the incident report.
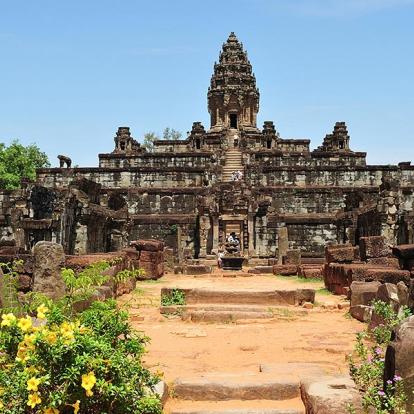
[274,275,322,284]
[316,287,332,295]
[161,288,186,306]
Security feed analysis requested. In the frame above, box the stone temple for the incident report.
[1,32,414,259]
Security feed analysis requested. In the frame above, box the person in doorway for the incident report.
[217,248,225,268]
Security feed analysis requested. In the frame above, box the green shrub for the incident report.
[0,299,162,413]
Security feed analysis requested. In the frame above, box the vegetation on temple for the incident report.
[142,127,182,151]
[0,140,50,190]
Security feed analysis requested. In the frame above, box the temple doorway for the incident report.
[229,113,238,129]
[224,221,243,252]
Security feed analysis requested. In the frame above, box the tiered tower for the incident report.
[208,32,260,131]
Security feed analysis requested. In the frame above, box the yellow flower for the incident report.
[24,333,36,346]
[37,304,49,319]
[27,377,41,392]
[0,400,3,409]
[71,400,80,414]
[1,313,16,327]
[46,331,57,345]
[27,392,41,408]
[81,371,96,397]
[44,407,60,414]
[17,316,32,333]
[16,346,30,363]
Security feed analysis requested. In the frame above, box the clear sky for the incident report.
[0,0,413,167]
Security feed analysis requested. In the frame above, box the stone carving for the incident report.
[32,241,66,299]
[57,154,72,168]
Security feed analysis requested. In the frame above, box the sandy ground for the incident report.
[118,271,364,383]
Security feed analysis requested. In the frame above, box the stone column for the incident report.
[212,216,219,253]
[198,215,210,258]
[278,225,288,264]
[248,214,255,257]
[74,223,88,255]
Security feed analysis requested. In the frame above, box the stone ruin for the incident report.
[0,33,414,265]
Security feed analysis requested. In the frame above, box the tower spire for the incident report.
[208,33,260,131]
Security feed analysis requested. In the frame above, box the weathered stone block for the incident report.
[392,244,414,260]
[272,264,298,276]
[184,265,212,275]
[283,249,301,266]
[301,376,363,414]
[325,244,359,264]
[350,281,381,307]
[247,266,273,274]
[376,283,400,313]
[359,236,390,260]
[139,262,164,279]
[367,256,399,268]
[17,274,32,292]
[139,250,163,263]
[350,305,373,322]
[131,239,164,252]
[32,241,66,300]
[385,315,414,411]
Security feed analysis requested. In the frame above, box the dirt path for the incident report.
[118,271,363,413]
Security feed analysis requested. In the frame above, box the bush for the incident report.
[348,300,412,413]
[0,300,162,413]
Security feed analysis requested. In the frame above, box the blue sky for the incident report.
[0,0,413,166]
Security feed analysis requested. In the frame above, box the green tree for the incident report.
[162,127,182,140]
[142,132,159,152]
[142,128,183,152]
[0,140,50,190]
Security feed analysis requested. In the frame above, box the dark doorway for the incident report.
[266,139,272,149]
[195,138,201,149]
[230,113,238,129]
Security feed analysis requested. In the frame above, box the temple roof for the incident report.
[209,32,258,93]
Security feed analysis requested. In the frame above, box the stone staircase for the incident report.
[160,284,315,333]
[222,130,244,182]
[164,362,335,414]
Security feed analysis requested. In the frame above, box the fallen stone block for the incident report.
[367,256,399,268]
[130,239,164,252]
[272,264,298,276]
[376,283,400,311]
[17,274,32,292]
[350,281,381,307]
[392,244,414,260]
[248,266,274,274]
[359,236,390,260]
[301,376,363,414]
[184,265,212,275]
[325,244,359,264]
[283,249,301,266]
[139,250,163,263]
[350,305,372,322]
[385,315,414,411]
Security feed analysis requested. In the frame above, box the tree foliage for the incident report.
[142,128,183,152]
[0,140,50,190]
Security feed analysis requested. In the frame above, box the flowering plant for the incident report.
[0,300,161,413]
[348,300,411,414]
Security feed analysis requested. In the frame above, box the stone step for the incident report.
[160,304,308,323]
[167,399,304,414]
[160,288,315,306]
[172,375,300,401]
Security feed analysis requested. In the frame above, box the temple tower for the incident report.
[208,32,260,131]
